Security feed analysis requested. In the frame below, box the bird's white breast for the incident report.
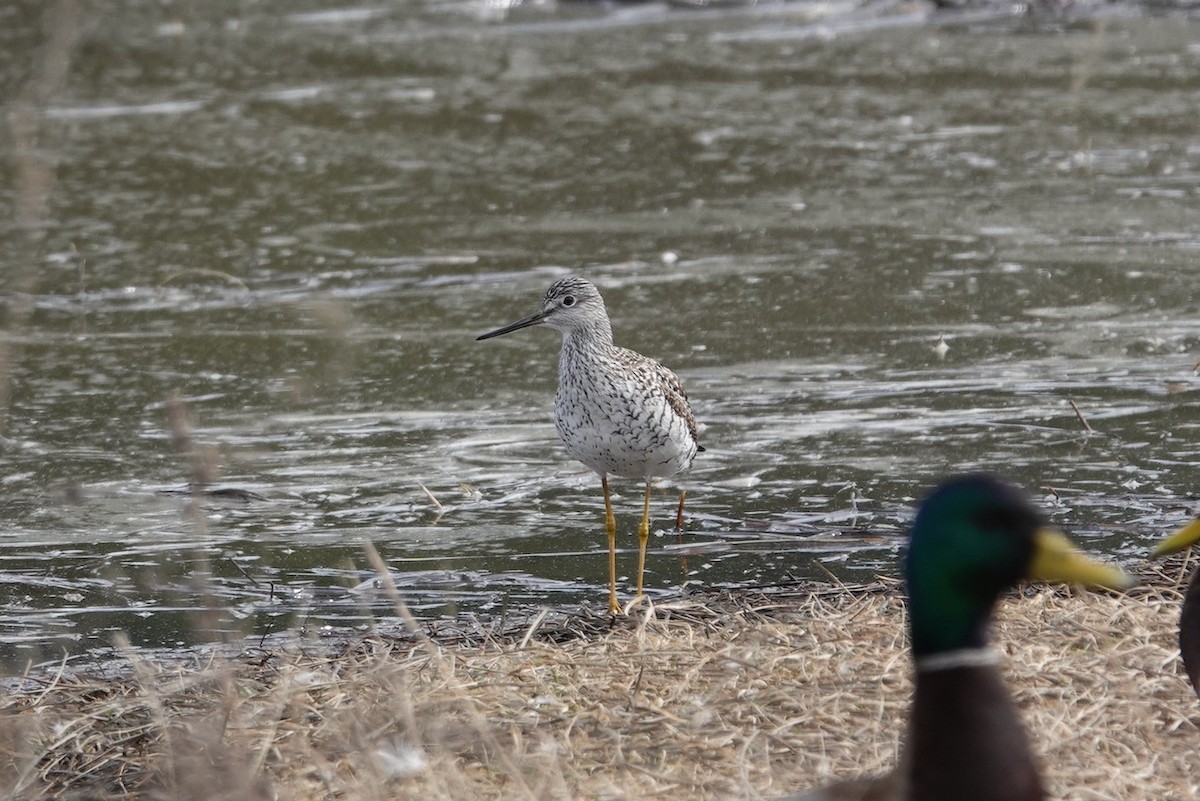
[553,342,698,480]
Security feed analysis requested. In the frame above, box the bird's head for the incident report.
[476,276,610,341]
[905,474,1129,658]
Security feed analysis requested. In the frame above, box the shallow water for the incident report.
[1,1,1199,666]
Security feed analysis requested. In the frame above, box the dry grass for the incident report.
[1,567,1197,801]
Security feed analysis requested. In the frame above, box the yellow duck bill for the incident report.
[1029,528,1132,591]
[1152,517,1200,559]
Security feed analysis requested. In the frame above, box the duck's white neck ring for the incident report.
[916,647,1002,673]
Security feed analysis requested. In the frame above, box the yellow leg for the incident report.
[602,475,619,614]
[674,489,689,574]
[636,480,651,598]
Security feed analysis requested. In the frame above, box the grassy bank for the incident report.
[2,565,1198,800]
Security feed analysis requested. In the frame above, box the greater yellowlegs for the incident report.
[784,475,1130,801]
[477,276,704,614]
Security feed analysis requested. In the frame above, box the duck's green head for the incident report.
[905,475,1129,658]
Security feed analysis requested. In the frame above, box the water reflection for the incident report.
[1,4,1198,664]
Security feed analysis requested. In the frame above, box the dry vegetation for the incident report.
[4,5,1197,801]
[1,564,1198,801]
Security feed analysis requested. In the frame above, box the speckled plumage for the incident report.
[549,280,701,480]
[477,276,703,612]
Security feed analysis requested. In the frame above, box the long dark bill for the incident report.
[476,311,547,341]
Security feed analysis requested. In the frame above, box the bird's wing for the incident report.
[657,362,702,448]
[612,346,702,448]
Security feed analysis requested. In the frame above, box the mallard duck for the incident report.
[1150,515,1200,696]
[782,475,1131,801]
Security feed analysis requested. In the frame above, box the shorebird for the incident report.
[782,475,1130,801]
[477,276,703,614]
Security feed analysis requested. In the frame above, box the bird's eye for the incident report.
[561,295,576,307]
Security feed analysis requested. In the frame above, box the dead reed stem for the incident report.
[0,0,83,435]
